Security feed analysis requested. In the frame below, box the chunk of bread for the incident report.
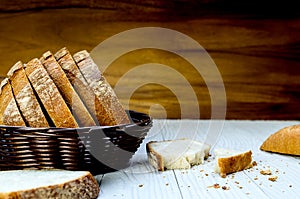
[7,61,49,127]
[24,58,78,128]
[0,78,26,126]
[73,50,130,126]
[260,124,300,156]
[40,51,96,127]
[214,148,253,178]
[54,47,98,124]
[146,139,211,171]
[0,170,99,199]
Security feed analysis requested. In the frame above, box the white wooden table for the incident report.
[94,120,300,198]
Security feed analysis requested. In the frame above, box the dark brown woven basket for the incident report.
[0,110,152,175]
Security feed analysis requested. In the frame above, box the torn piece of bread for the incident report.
[7,61,49,127]
[24,58,78,128]
[73,50,130,126]
[260,124,300,156]
[146,139,211,171]
[41,51,96,127]
[0,170,99,199]
[0,78,26,126]
[214,148,253,178]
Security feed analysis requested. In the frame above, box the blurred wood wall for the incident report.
[0,0,299,120]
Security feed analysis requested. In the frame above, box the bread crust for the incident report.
[73,50,130,126]
[24,58,78,128]
[54,47,98,125]
[0,171,99,199]
[146,141,165,171]
[0,78,26,126]
[41,51,96,127]
[7,61,49,127]
[260,124,300,156]
[217,150,253,178]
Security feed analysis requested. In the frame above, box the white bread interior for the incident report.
[147,139,211,171]
[0,170,99,199]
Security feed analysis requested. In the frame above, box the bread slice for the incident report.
[0,78,26,126]
[260,124,300,156]
[214,148,253,178]
[54,47,98,125]
[7,61,49,127]
[146,139,211,171]
[40,51,96,127]
[24,58,78,128]
[0,170,99,199]
[73,50,130,126]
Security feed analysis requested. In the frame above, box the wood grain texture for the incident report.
[0,7,299,120]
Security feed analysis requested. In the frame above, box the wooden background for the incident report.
[0,0,299,120]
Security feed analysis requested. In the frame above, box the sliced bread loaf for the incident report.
[146,139,211,171]
[73,50,130,126]
[0,170,99,199]
[0,78,26,126]
[41,51,96,127]
[24,58,78,128]
[214,148,253,178]
[7,61,49,127]
[54,47,98,125]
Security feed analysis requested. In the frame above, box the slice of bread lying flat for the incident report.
[41,51,96,127]
[0,170,99,199]
[146,139,211,171]
[0,78,26,126]
[214,148,253,178]
[7,61,49,127]
[73,50,130,126]
[260,124,300,156]
[24,58,78,128]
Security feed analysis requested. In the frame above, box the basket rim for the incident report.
[0,110,152,132]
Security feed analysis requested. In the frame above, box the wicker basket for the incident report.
[0,110,152,175]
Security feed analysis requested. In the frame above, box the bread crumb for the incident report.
[252,161,257,166]
[260,169,272,175]
[268,175,278,182]
[205,173,209,176]
[165,183,169,186]
[234,181,240,184]
[222,186,230,190]
[214,184,220,189]
[200,169,204,172]
[138,184,144,187]
[207,184,220,189]
[254,177,258,180]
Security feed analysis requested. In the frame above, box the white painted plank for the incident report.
[97,119,182,199]
[242,151,300,198]
[173,159,269,199]
[98,167,182,199]
[96,120,300,199]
